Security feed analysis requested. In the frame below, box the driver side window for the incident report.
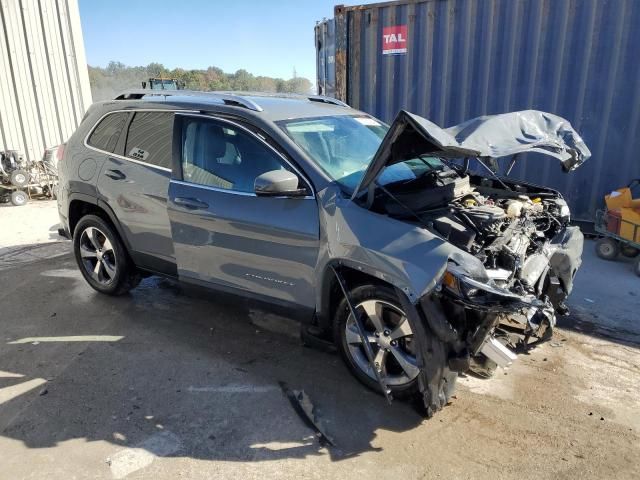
[181,118,295,193]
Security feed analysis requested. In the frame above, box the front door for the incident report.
[167,115,319,308]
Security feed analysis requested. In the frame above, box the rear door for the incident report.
[96,110,176,273]
[167,114,320,308]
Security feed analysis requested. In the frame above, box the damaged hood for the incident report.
[352,110,591,198]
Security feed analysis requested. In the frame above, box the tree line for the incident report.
[88,61,314,102]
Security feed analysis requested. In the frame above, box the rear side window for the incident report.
[125,112,174,169]
[87,112,128,153]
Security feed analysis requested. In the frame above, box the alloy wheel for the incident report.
[79,226,117,285]
[345,299,420,386]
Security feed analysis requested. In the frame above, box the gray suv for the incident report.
[57,91,588,416]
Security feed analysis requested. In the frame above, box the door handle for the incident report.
[104,169,126,180]
[173,197,209,210]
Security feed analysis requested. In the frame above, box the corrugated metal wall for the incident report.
[316,18,336,98]
[316,0,640,221]
[0,0,91,162]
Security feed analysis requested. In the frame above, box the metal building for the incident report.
[316,0,640,221]
[0,0,91,162]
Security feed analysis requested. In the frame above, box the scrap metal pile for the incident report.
[0,147,59,206]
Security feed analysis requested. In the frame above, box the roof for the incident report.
[111,90,354,121]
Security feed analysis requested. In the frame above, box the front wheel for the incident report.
[634,257,640,277]
[334,284,456,414]
[73,215,141,295]
[10,190,28,206]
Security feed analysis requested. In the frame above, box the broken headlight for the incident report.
[549,197,571,222]
[440,265,528,307]
[441,269,486,301]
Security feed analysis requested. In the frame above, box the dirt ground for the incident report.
[0,200,639,479]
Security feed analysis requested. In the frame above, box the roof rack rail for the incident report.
[112,90,264,112]
[307,95,350,107]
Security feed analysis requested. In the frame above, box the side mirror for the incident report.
[254,170,308,197]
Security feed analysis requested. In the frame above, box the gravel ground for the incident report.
[0,200,638,479]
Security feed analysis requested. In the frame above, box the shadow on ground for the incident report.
[0,253,425,464]
[2,239,638,472]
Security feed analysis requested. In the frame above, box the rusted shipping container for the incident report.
[315,0,640,221]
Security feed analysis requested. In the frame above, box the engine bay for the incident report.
[370,161,572,302]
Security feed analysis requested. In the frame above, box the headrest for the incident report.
[200,124,227,159]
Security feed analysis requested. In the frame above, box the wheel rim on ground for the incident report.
[12,192,27,205]
[79,226,117,285]
[345,299,420,386]
[598,241,616,257]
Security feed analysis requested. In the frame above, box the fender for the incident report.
[96,198,133,253]
[66,193,133,262]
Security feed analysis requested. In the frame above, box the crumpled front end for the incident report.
[319,107,589,415]
[415,225,584,377]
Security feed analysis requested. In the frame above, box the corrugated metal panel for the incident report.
[0,0,91,162]
[315,18,336,97]
[317,0,640,221]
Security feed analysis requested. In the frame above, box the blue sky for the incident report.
[78,0,340,81]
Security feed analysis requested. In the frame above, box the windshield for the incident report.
[280,115,448,192]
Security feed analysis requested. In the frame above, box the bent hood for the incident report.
[352,110,591,198]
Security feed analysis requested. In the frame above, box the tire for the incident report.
[10,190,28,206]
[621,245,639,258]
[334,284,456,414]
[595,237,619,260]
[42,184,56,199]
[634,257,640,277]
[10,169,29,187]
[73,215,141,295]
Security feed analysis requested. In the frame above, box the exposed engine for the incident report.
[372,163,575,352]
[352,108,588,385]
[425,182,569,295]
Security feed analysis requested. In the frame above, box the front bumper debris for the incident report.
[480,336,517,368]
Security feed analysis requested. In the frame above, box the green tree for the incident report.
[87,62,314,101]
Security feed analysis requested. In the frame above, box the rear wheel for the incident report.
[334,284,456,414]
[595,237,619,260]
[73,215,141,295]
[634,257,640,277]
[10,190,27,206]
[621,245,639,258]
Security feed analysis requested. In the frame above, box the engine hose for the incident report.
[452,208,481,236]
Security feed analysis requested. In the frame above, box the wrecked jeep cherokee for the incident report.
[57,91,588,416]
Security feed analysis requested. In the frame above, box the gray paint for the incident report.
[168,180,320,307]
[96,157,175,264]
[254,170,301,195]
[353,109,591,197]
[57,94,583,362]
[59,95,467,313]
[315,0,640,220]
[314,184,461,313]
